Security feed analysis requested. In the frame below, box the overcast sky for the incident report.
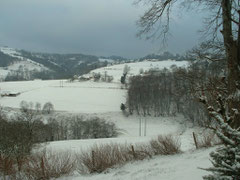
[0,0,205,58]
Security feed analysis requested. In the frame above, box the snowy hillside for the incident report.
[0,47,50,80]
[0,59,215,180]
[0,60,189,112]
[0,47,49,71]
[0,47,47,69]
[0,46,107,81]
[89,60,189,82]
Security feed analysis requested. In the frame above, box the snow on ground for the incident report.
[0,59,189,113]
[0,47,49,80]
[0,47,47,69]
[57,147,213,180]
[0,47,22,57]
[0,60,213,180]
[46,112,188,151]
[7,61,47,71]
[0,80,126,113]
[99,58,115,63]
[45,111,209,180]
[90,60,189,82]
[0,61,49,81]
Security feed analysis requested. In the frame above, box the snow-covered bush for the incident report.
[76,136,181,174]
[23,150,75,179]
[76,143,132,174]
[203,121,240,179]
[195,131,221,149]
[200,91,240,179]
[150,135,181,155]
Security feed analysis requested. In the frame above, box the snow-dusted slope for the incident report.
[0,47,49,80]
[0,68,9,81]
[57,147,213,180]
[0,47,48,70]
[89,60,189,82]
[0,59,190,112]
[0,59,213,180]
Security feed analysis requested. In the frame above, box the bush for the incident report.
[76,143,153,174]
[70,117,119,139]
[150,135,181,155]
[24,150,75,179]
[195,131,222,149]
[42,102,54,114]
[129,144,152,160]
[0,118,35,157]
[76,143,132,174]
[0,154,16,177]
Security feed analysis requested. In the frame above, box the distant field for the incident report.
[0,60,188,113]
[0,80,126,113]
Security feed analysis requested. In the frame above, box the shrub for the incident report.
[77,142,154,174]
[42,102,54,114]
[0,118,35,158]
[196,131,222,149]
[0,154,16,177]
[150,135,181,155]
[129,144,152,160]
[23,150,75,179]
[76,143,132,174]
[70,117,119,139]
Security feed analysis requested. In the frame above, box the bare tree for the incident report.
[42,102,54,114]
[136,0,240,127]
[136,1,240,178]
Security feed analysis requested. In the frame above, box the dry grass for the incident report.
[0,135,184,177]
[23,150,75,179]
[130,144,152,160]
[76,143,132,174]
[76,137,180,174]
[150,135,181,155]
[197,131,222,148]
[0,154,16,177]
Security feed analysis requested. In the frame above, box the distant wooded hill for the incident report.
[0,47,187,81]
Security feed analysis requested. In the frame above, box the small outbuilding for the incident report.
[1,91,20,97]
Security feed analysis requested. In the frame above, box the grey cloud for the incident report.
[0,0,204,58]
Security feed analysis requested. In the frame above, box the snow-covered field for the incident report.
[0,60,189,113]
[0,60,213,179]
[90,60,189,82]
[0,80,126,113]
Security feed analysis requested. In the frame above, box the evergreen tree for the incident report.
[200,92,240,179]
[120,103,126,111]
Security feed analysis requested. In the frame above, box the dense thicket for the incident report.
[0,51,20,67]
[127,59,225,126]
[140,51,185,61]
[0,102,118,158]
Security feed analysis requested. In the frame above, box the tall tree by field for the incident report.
[135,0,240,179]
[136,0,240,127]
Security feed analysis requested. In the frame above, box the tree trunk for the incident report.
[221,0,240,128]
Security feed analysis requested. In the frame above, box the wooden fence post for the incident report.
[193,132,198,149]
[92,150,95,168]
